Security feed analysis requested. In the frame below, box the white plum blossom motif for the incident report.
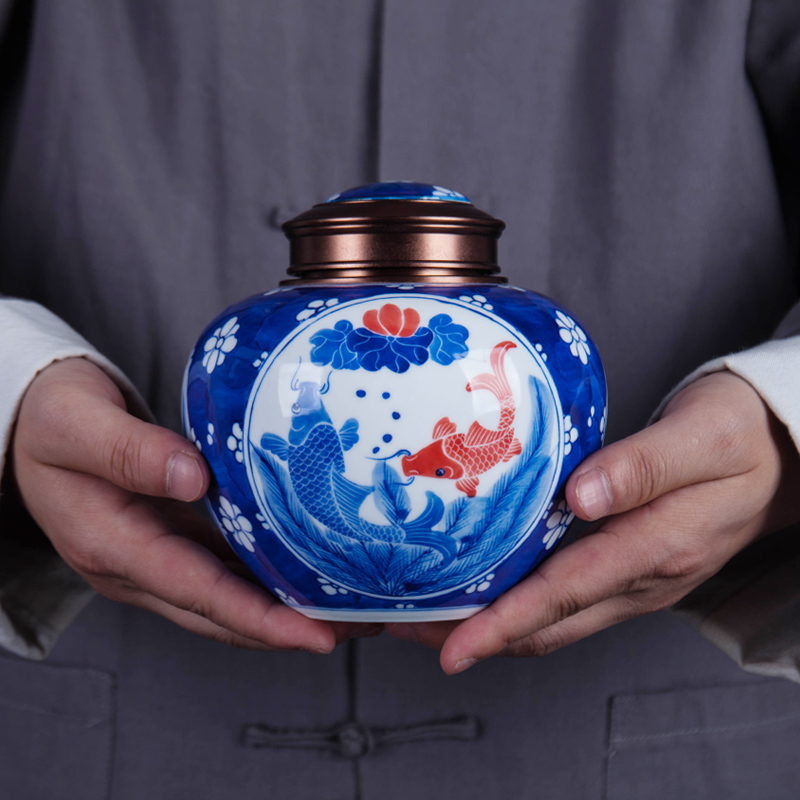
[252,350,270,368]
[587,405,608,439]
[206,423,215,446]
[273,587,299,606]
[227,422,244,463]
[534,342,548,362]
[255,513,271,530]
[465,573,495,594]
[218,496,255,552]
[386,283,417,291]
[188,427,202,451]
[431,185,469,202]
[555,310,590,365]
[394,603,416,609]
[203,316,239,373]
[543,500,575,550]
[295,297,339,322]
[458,293,494,312]
[317,577,348,596]
[563,414,579,455]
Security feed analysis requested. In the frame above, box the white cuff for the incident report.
[651,336,800,453]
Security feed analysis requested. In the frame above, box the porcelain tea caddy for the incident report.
[182,182,607,621]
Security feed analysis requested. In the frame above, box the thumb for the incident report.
[565,385,749,521]
[20,361,209,501]
[92,407,210,501]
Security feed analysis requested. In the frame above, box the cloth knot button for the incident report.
[240,715,480,758]
[335,722,374,758]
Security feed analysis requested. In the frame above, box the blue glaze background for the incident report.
[325,181,471,204]
[183,283,607,616]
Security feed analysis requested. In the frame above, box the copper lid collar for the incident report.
[281,197,507,285]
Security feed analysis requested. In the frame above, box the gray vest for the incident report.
[1,2,799,797]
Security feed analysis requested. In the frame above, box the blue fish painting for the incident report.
[256,375,456,563]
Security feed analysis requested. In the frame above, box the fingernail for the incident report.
[167,451,204,501]
[451,657,477,675]
[575,468,612,519]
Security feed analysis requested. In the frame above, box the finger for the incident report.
[565,374,763,520]
[384,520,609,652]
[20,364,208,502]
[148,497,233,562]
[129,592,382,649]
[330,622,385,642]
[496,593,647,659]
[153,501,384,643]
[127,548,379,648]
[434,517,670,674]
[122,589,292,651]
[385,519,659,655]
[53,402,207,502]
[50,474,337,653]
[385,620,457,650]
[117,503,337,652]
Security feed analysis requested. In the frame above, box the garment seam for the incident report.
[611,709,800,744]
[0,696,109,727]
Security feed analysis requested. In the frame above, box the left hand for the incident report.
[385,371,800,674]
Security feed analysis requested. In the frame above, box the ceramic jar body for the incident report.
[183,283,606,621]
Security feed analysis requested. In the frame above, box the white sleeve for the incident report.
[651,336,800,453]
[652,335,800,683]
[0,298,150,660]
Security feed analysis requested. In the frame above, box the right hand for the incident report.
[11,357,375,652]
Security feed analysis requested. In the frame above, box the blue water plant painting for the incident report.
[251,372,556,598]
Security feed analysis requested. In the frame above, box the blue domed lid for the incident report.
[325,181,471,204]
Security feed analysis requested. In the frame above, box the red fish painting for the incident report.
[401,341,522,497]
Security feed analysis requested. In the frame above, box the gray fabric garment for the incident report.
[1,1,800,798]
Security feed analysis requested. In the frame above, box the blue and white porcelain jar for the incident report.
[183,182,607,621]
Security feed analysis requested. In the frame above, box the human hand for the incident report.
[11,358,378,653]
[386,371,800,673]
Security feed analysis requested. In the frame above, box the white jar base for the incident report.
[295,606,484,622]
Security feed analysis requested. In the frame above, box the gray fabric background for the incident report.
[1,1,800,797]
